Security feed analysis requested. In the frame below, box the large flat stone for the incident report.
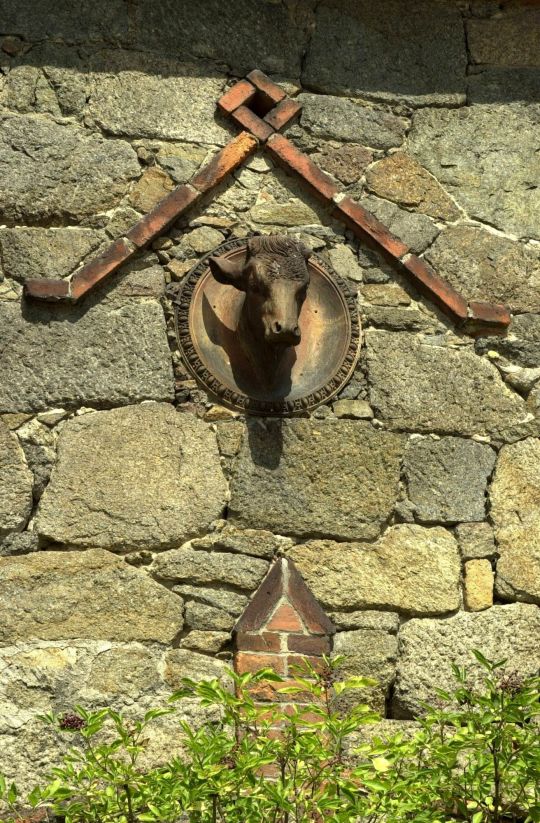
[0,550,184,643]
[425,226,540,314]
[408,105,540,240]
[333,629,398,713]
[288,524,461,616]
[86,53,230,145]
[299,93,407,149]
[490,438,540,604]
[365,153,461,222]
[366,330,529,437]
[131,0,311,77]
[0,114,139,223]
[229,420,404,541]
[467,7,540,68]
[0,420,33,538]
[303,0,466,107]
[468,67,540,105]
[152,545,268,590]
[35,405,227,551]
[404,436,496,524]
[0,298,173,413]
[0,227,104,282]
[0,0,129,42]
[393,604,540,717]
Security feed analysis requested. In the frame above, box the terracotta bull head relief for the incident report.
[171,234,360,415]
[208,235,311,349]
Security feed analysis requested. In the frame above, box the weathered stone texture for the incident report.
[455,522,496,561]
[288,525,461,615]
[366,331,528,436]
[35,405,227,551]
[86,53,229,145]
[0,550,184,643]
[476,314,540,368]
[365,154,460,222]
[152,545,268,590]
[490,438,540,604]
[0,299,173,413]
[404,437,496,523]
[467,7,540,68]
[333,629,398,712]
[329,610,399,633]
[0,114,139,223]
[16,417,57,501]
[0,227,104,282]
[0,0,129,42]
[192,525,292,560]
[128,166,175,213]
[313,144,373,185]
[394,605,540,717]
[464,559,494,612]
[250,200,321,227]
[356,194,439,254]
[299,94,407,149]
[468,67,540,105]
[131,0,311,76]
[0,419,33,537]
[302,0,466,106]
[229,420,404,541]
[408,106,540,239]
[426,226,540,314]
[0,640,228,791]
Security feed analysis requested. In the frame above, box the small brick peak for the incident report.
[234,557,335,636]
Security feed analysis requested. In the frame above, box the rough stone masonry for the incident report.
[0,0,539,791]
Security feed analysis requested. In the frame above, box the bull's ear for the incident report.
[208,255,246,291]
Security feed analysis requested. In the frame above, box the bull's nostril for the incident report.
[274,321,282,333]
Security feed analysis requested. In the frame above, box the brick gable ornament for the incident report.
[234,557,335,698]
[25,70,511,354]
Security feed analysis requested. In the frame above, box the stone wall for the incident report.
[0,0,539,790]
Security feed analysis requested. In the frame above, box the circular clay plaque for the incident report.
[169,238,361,415]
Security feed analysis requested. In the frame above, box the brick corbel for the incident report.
[24,70,511,335]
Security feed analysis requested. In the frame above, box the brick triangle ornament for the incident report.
[25,69,510,336]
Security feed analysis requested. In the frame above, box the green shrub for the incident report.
[0,652,538,823]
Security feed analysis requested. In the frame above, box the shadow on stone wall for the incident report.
[1,0,538,105]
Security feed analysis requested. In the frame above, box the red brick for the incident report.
[333,196,409,258]
[127,185,200,248]
[24,278,70,301]
[401,253,469,322]
[218,79,256,114]
[468,301,511,333]
[249,679,313,703]
[235,652,285,675]
[234,560,284,633]
[266,603,304,632]
[287,561,335,636]
[191,131,258,193]
[287,655,326,674]
[70,238,136,300]
[230,106,274,142]
[236,632,282,653]
[264,98,302,132]
[267,134,339,203]
[246,69,286,108]
[287,635,330,655]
